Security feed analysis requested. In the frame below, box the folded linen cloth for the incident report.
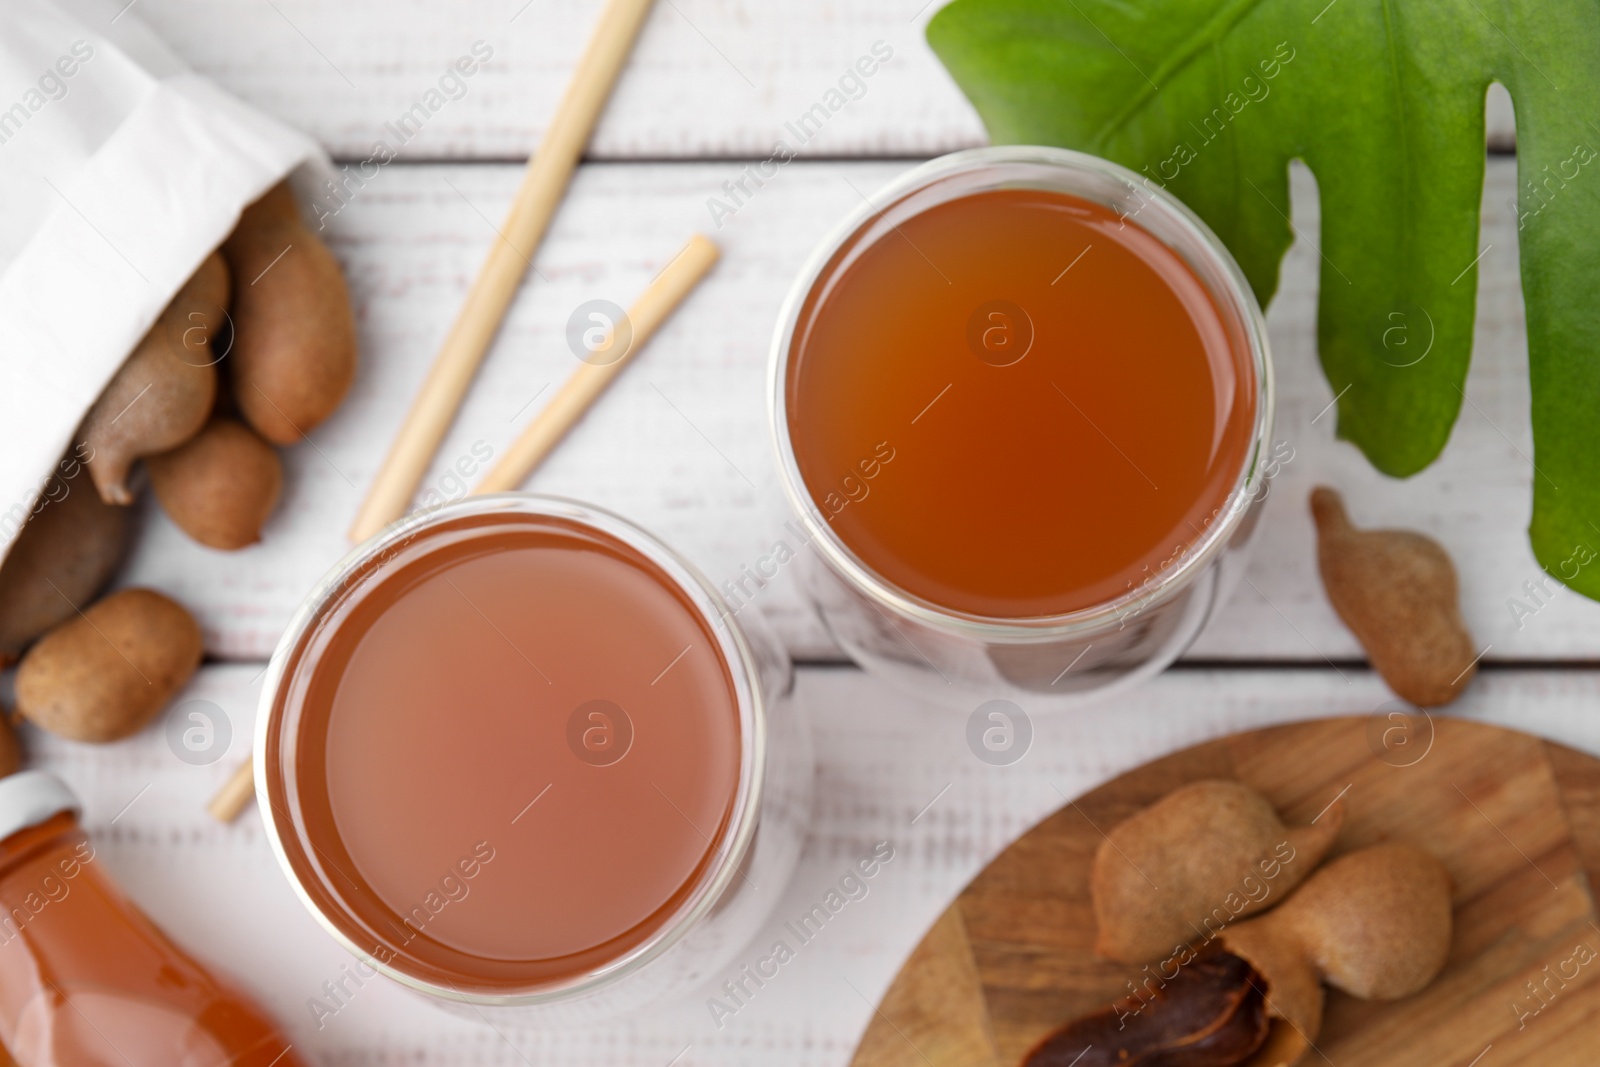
[0,0,327,560]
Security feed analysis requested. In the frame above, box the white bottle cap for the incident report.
[0,772,80,843]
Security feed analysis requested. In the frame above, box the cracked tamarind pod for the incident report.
[1310,487,1478,706]
[0,461,129,665]
[147,418,283,550]
[14,588,203,743]
[1033,842,1452,1067]
[83,252,228,504]
[1024,948,1270,1067]
[1219,843,1454,1067]
[222,182,357,444]
[1091,780,1345,964]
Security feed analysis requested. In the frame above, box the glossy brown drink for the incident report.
[263,504,745,994]
[785,187,1257,618]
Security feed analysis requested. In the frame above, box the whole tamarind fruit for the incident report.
[148,418,283,550]
[1311,487,1478,706]
[222,182,357,444]
[15,588,204,743]
[0,461,129,664]
[83,253,229,503]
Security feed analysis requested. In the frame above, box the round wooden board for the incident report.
[850,714,1600,1067]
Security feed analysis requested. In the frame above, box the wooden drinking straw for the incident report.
[207,757,256,823]
[207,233,718,823]
[348,0,658,545]
[474,233,719,494]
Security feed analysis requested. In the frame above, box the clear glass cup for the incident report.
[255,494,813,1024]
[768,146,1274,713]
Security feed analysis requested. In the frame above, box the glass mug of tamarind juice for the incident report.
[256,495,811,1023]
[770,147,1274,711]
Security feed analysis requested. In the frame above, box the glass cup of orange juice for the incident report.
[256,494,812,1023]
[769,146,1274,712]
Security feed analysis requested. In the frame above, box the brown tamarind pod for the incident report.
[222,182,357,444]
[1220,843,1454,1067]
[147,418,283,550]
[1311,487,1477,706]
[0,462,129,664]
[83,253,228,503]
[1091,780,1344,964]
[1054,840,1452,1067]
[14,588,204,743]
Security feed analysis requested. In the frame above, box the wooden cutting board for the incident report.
[851,714,1600,1067]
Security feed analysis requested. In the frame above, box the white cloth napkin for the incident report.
[0,0,327,562]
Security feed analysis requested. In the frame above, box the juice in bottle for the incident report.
[0,771,306,1067]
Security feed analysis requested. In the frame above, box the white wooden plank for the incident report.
[133,0,984,161]
[39,662,1600,1065]
[113,156,1599,662]
[126,1,1518,162]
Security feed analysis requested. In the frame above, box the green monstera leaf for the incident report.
[928,0,1600,599]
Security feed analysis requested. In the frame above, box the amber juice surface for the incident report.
[265,511,742,992]
[786,187,1258,618]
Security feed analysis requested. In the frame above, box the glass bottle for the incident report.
[0,771,306,1066]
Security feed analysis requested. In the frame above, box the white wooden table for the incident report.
[38,2,1584,1064]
